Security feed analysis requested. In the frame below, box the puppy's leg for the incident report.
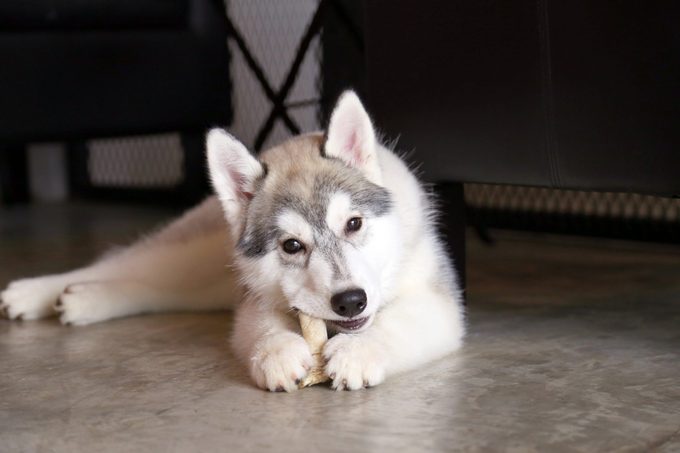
[55,275,236,326]
[231,297,315,392]
[324,288,465,390]
[2,197,236,323]
[51,227,238,325]
[0,263,120,321]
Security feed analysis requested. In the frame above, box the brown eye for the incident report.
[282,239,304,254]
[346,217,362,233]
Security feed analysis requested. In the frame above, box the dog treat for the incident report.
[298,312,330,388]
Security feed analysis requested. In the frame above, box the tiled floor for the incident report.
[1,202,679,452]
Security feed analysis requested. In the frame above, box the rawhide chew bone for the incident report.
[298,312,330,388]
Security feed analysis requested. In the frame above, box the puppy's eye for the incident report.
[345,217,362,233]
[282,239,304,254]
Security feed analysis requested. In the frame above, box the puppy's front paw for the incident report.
[250,332,315,392]
[0,277,64,320]
[323,334,387,391]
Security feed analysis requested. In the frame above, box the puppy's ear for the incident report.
[325,91,382,184]
[206,128,263,229]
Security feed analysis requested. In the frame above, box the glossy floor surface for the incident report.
[1,203,679,452]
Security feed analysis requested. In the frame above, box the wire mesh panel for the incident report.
[226,0,323,151]
[67,131,208,204]
[465,184,680,243]
[87,134,184,188]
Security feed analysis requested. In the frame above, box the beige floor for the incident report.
[1,202,680,452]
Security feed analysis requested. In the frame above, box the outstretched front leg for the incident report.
[0,266,113,321]
[54,276,237,326]
[1,199,238,325]
[323,288,465,390]
[1,256,237,326]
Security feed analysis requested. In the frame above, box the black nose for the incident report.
[330,289,367,318]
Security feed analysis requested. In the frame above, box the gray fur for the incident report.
[237,136,392,259]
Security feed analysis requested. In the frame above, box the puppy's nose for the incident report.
[330,289,367,318]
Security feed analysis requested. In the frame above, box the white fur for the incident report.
[207,129,263,237]
[0,91,465,393]
[325,91,382,185]
[324,192,353,236]
[276,210,313,247]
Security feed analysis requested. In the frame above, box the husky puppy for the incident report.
[1,92,465,391]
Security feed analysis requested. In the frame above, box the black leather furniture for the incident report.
[363,1,680,287]
[0,0,232,203]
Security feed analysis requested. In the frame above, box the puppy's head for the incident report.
[207,92,401,333]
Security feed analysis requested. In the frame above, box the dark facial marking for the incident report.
[238,225,279,257]
[312,172,392,218]
[237,155,392,259]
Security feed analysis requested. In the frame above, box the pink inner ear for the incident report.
[228,168,252,201]
[345,130,364,165]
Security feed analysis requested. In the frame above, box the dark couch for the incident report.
[0,0,232,203]
[363,0,680,287]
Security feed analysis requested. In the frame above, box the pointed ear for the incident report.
[206,128,263,229]
[325,91,382,184]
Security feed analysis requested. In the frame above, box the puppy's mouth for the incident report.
[328,316,370,332]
